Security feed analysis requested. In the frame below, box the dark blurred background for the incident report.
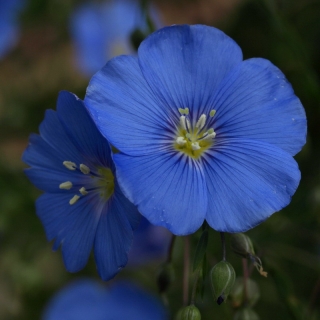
[0,0,319,319]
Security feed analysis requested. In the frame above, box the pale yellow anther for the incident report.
[176,137,187,146]
[191,142,201,151]
[186,119,191,131]
[63,161,76,171]
[196,114,207,130]
[69,195,80,205]
[178,108,189,115]
[80,164,90,174]
[79,187,88,195]
[180,116,187,130]
[203,132,216,140]
[59,181,73,190]
[210,109,216,117]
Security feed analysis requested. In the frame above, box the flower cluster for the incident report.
[23,24,306,283]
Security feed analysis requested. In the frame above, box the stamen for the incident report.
[80,164,90,174]
[202,132,216,140]
[179,108,189,115]
[59,181,73,190]
[79,187,88,195]
[210,110,216,117]
[176,137,187,146]
[196,114,207,130]
[69,195,80,205]
[63,161,76,171]
[180,116,187,130]
[186,119,191,131]
[191,142,201,151]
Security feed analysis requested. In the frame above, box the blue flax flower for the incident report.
[85,25,307,235]
[22,91,140,280]
[42,279,168,320]
[70,0,160,76]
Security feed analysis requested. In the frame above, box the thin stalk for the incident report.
[183,236,190,306]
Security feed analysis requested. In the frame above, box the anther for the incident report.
[69,195,80,205]
[179,108,189,115]
[59,181,73,190]
[210,110,216,117]
[191,142,201,150]
[80,164,90,174]
[79,187,88,195]
[196,114,207,130]
[63,161,76,170]
[176,137,187,146]
[180,116,187,131]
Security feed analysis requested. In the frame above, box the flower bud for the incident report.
[157,263,175,293]
[176,305,201,320]
[233,308,260,320]
[210,260,236,305]
[230,277,260,308]
[230,233,255,259]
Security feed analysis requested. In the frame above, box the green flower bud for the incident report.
[176,305,201,320]
[230,233,255,259]
[230,277,260,308]
[210,260,236,305]
[234,308,260,320]
[157,263,175,293]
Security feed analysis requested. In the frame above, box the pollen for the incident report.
[173,109,216,159]
[79,187,88,195]
[59,181,73,190]
[69,195,80,205]
[80,164,90,174]
[63,161,76,170]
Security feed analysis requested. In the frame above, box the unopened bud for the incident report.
[210,260,236,305]
[230,277,260,308]
[176,305,201,320]
[231,234,267,278]
[157,263,175,293]
[234,308,260,320]
[231,233,255,258]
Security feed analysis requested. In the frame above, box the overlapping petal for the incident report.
[211,58,306,155]
[114,151,207,235]
[85,55,176,156]
[138,24,243,120]
[203,139,301,232]
[36,193,100,272]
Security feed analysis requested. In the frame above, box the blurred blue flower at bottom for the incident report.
[42,279,168,320]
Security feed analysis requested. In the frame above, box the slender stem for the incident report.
[166,235,176,263]
[220,232,226,261]
[190,269,200,305]
[183,236,190,306]
[242,258,249,305]
[306,277,320,317]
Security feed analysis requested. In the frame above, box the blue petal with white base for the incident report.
[23,91,140,280]
[85,24,307,234]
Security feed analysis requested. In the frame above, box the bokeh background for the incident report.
[0,0,319,319]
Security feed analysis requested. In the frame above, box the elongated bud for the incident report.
[234,308,260,320]
[176,305,201,320]
[230,277,260,308]
[231,234,267,278]
[157,263,175,293]
[230,233,255,258]
[210,260,236,305]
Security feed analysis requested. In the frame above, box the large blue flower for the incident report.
[84,25,307,235]
[42,279,168,320]
[70,0,160,76]
[22,91,140,280]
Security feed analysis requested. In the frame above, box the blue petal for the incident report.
[36,193,100,272]
[114,151,207,235]
[105,282,168,320]
[85,55,175,156]
[138,25,243,119]
[57,91,114,170]
[211,58,307,155]
[203,139,301,232]
[42,279,109,320]
[93,188,138,280]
